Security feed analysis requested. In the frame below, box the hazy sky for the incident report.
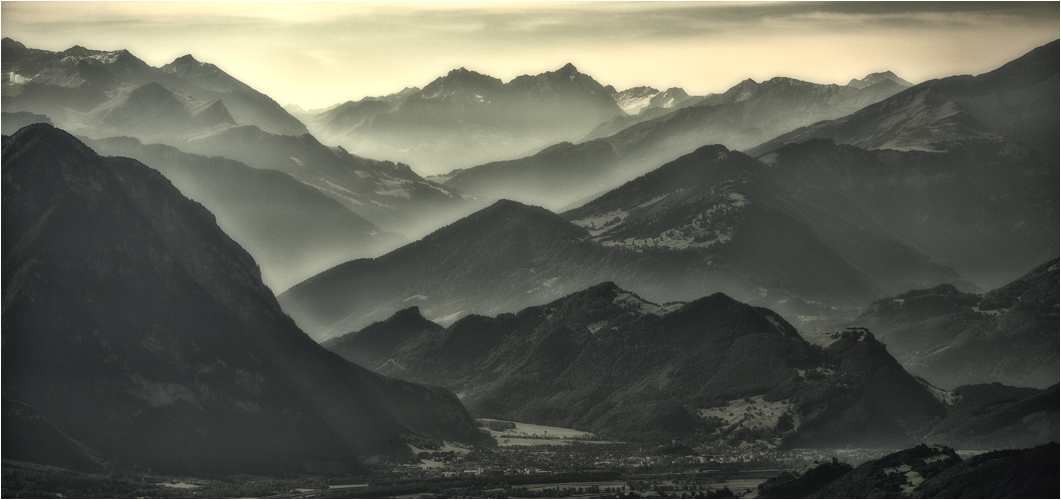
[3,2,1058,109]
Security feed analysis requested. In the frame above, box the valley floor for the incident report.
[2,442,916,499]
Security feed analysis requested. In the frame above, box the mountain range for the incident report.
[277,188,890,341]
[82,135,407,291]
[751,40,1059,160]
[1,38,306,138]
[322,282,1058,449]
[2,124,486,474]
[441,71,912,211]
[3,31,1058,482]
[301,63,625,175]
[2,38,486,241]
[854,258,1059,389]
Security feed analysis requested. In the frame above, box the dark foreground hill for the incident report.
[855,258,1059,389]
[326,282,950,447]
[1,124,487,474]
[759,442,1059,498]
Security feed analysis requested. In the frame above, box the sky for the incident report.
[2,1,1058,109]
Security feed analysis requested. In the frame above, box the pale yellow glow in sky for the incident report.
[2,2,1058,109]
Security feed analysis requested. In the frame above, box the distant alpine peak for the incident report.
[558,62,579,73]
[847,71,913,89]
[170,54,201,65]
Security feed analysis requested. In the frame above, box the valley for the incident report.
[2,4,1058,498]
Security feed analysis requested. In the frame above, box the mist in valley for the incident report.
[2,2,1058,498]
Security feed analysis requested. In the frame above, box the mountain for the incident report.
[279,190,894,341]
[762,443,1059,498]
[326,283,949,447]
[302,63,624,175]
[83,135,407,292]
[177,124,485,237]
[581,87,704,143]
[1,39,480,239]
[756,138,1057,288]
[750,39,1059,159]
[70,81,237,139]
[854,259,1060,389]
[561,144,967,310]
[1,38,306,137]
[924,383,1058,450]
[443,73,910,210]
[846,70,913,89]
[2,124,486,474]
[278,199,663,340]
[609,86,698,116]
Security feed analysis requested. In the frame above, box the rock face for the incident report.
[1,124,486,474]
[305,63,625,175]
[855,259,1059,389]
[325,283,949,447]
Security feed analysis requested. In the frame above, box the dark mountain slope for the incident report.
[914,443,1059,498]
[327,285,947,447]
[562,144,965,322]
[279,199,666,341]
[855,259,1060,389]
[279,189,890,341]
[84,135,407,292]
[925,383,1059,450]
[2,124,485,474]
[322,306,444,372]
[445,74,909,210]
[750,39,1059,159]
[801,443,1059,499]
[305,63,623,174]
[756,138,1057,288]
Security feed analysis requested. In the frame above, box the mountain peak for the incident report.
[61,45,93,57]
[2,37,24,49]
[559,62,578,73]
[847,70,913,89]
[171,54,200,65]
